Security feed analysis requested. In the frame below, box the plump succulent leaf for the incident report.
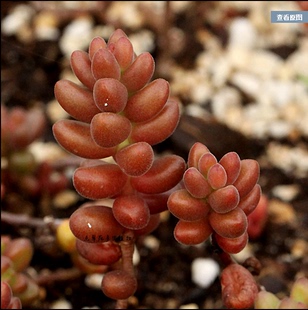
[73,163,128,199]
[168,189,210,221]
[53,120,116,159]
[93,78,128,113]
[54,80,101,123]
[114,142,154,176]
[131,155,186,194]
[221,263,259,309]
[120,52,155,93]
[70,50,96,90]
[209,207,248,239]
[70,205,125,243]
[174,218,213,245]
[90,112,132,148]
[124,78,169,123]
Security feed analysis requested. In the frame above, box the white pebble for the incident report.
[85,273,104,289]
[1,4,35,36]
[232,243,254,263]
[268,120,292,139]
[133,245,140,265]
[211,86,241,122]
[59,16,94,57]
[191,81,213,104]
[34,12,60,41]
[248,50,283,78]
[180,303,199,309]
[50,298,72,309]
[266,142,308,178]
[129,30,155,54]
[272,184,300,202]
[228,18,257,49]
[105,2,143,30]
[286,42,308,77]
[230,72,260,98]
[143,235,160,251]
[53,190,79,209]
[28,141,68,163]
[191,258,220,288]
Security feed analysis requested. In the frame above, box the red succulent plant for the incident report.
[52,28,263,309]
[168,142,261,254]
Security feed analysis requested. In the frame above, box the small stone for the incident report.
[211,86,241,121]
[291,239,308,259]
[248,51,283,78]
[133,245,140,266]
[34,11,60,41]
[232,243,254,263]
[230,72,260,98]
[1,4,35,36]
[191,258,220,288]
[50,298,72,309]
[129,29,155,54]
[105,2,143,29]
[59,16,94,57]
[228,18,257,49]
[266,142,308,178]
[272,184,300,202]
[28,141,68,163]
[268,120,293,139]
[143,235,160,251]
[268,199,297,225]
[180,303,199,309]
[47,99,70,124]
[85,273,104,290]
[53,190,79,209]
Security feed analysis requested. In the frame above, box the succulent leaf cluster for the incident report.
[1,236,39,308]
[51,28,264,308]
[52,29,186,305]
[53,29,180,178]
[53,28,185,238]
[254,277,308,309]
[168,142,261,254]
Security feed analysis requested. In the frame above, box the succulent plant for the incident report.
[167,142,261,254]
[51,28,186,308]
[1,235,40,307]
[1,280,22,309]
[254,277,308,309]
[51,28,264,309]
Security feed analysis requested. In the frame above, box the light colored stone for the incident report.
[34,11,60,41]
[230,72,260,98]
[50,298,72,309]
[232,243,254,263]
[105,2,143,30]
[143,235,160,251]
[129,29,155,54]
[272,184,300,202]
[53,190,80,209]
[180,303,199,309]
[268,199,297,225]
[59,16,94,57]
[228,17,257,49]
[191,258,220,288]
[28,141,69,163]
[266,142,308,178]
[85,273,104,290]
[1,4,35,36]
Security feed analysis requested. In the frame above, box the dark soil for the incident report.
[1,2,307,309]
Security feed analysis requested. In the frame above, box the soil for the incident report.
[1,2,307,309]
